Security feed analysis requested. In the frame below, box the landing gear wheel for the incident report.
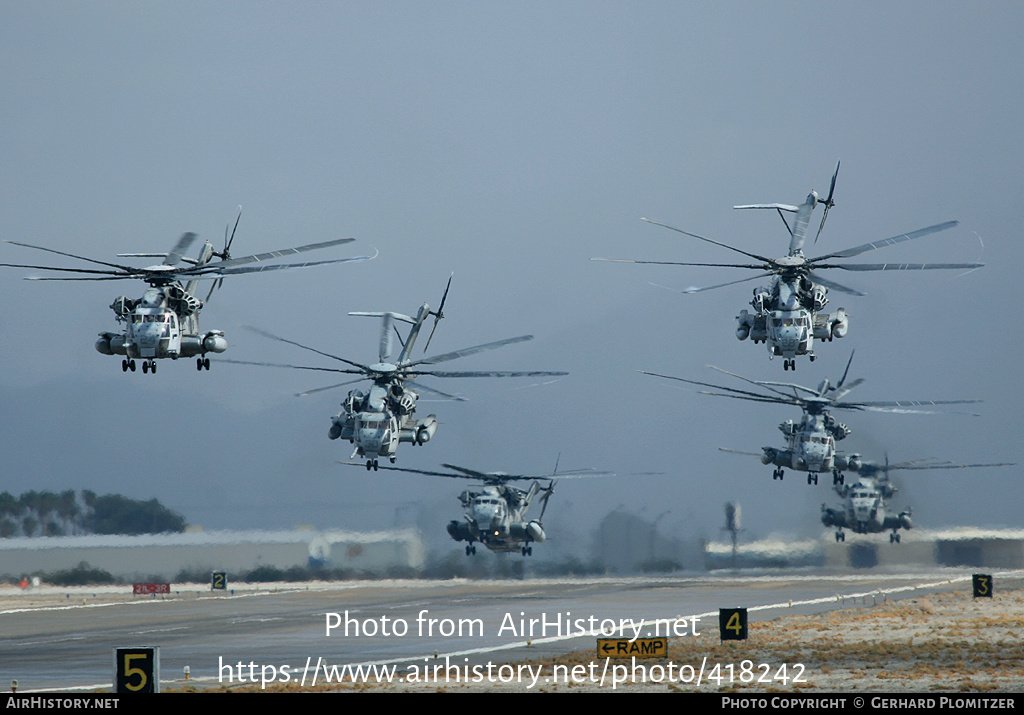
[372,460,379,471]
[773,468,785,480]
[142,361,149,374]
[807,473,818,485]
[809,355,816,362]
[366,461,372,471]
[122,359,128,372]
[150,360,156,373]
[129,360,136,372]
[197,358,204,371]
[833,470,843,485]
[466,544,476,556]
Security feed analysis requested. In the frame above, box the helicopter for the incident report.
[640,352,980,486]
[593,162,983,370]
[343,461,607,556]
[0,210,373,373]
[226,279,568,470]
[821,458,1015,543]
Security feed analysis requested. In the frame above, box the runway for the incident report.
[1,570,1008,692]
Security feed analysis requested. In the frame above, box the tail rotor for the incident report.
[206,206,241,301]
[814,160,839,244]
[423,273,452,353]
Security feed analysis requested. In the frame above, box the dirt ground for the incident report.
[369,587,1024,693]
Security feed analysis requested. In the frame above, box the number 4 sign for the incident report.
[719,608,748,641]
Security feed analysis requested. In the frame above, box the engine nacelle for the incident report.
[95,332,127,356]
[735,310,752,340]
[328,420,343,440]
[416,416,438,445]
[109,296,133,319]
[820,506,839,527]
[202,332,227,353]
[811,284,829,311]
[526,520,545,543]
[95,333,113,355]
[447,520,474,542]
[750,288,770,313]
[343,390,365,415]
[510,521,546,543]
[831,308,848,339]
[760,447,776,466]
[845,454,863,472]
[899,513,914,530]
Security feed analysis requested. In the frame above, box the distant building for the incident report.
[0,528,425,580]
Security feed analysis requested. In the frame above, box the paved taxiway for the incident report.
[0,571,1004,691]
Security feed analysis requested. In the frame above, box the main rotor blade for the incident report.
[243,326,371,372]
[339,462,467,479]
[409,335,534,367]
[810,221,959,261]
[817,261,984,271]
[21,275,140,281]
[207,237,357,269]
[641,217,775,263]
[411,369,568,378]
[705,365,816,401]
[649,272,775,295]
[194,253,375,277]
[218,358,365,375]
[440,464,493,479]
[3,240,139,273]
[860,459,1014,474]
[807,272,866,297]
[719,448,765,458]
[591,258,768,270]
[404,379,466,401]
[638,370,798,406]
[0,263,136,278]
[296,376,370,397]
[835,399,981,416]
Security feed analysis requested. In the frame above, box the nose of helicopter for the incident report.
[133,322,164,356]
[775,325,802,351]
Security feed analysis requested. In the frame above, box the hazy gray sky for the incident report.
[2,1,1021,558]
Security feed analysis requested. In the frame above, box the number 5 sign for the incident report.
[114,647,160,693]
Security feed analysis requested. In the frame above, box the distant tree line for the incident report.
[0,490,186,538]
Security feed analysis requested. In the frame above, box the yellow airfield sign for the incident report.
[597,637,668,659]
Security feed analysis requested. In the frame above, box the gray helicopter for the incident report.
[822,458,1014,543]
[228,279,567,470]
[0,210,373,373]
[640,353,980,486]
[345,461,606,556]
[594,162,982,370]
